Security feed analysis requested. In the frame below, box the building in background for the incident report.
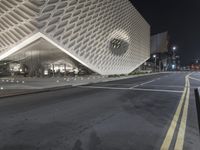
[147,31,170,71]
[0,0,150,76]
[189,59,200,71]
[150,31,169,54]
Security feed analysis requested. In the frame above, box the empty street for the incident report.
[0,72,200,150]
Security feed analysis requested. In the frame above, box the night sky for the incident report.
[130,0,200,65]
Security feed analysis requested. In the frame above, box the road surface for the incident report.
[0,72,199,150]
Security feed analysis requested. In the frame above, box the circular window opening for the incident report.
[109,38,129,56]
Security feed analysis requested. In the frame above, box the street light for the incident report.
[172,46,177,57]
[171,46,178,71]
[153,54,157,72]
[172,46,177,51]
[172,64,176,70]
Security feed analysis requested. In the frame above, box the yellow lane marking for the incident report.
[174,77,190,150]
[160,77,188,150]
[160,73,193,150]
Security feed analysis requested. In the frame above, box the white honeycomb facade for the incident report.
[0,0,150,75]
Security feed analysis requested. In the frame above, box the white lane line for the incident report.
[140,80,155,86]
[189,76,200,82]
[100,78,162,88]
[131,79,155,88]
[132,88,183,93]
[78,85,183,93]
[78,86,129,90]
[131,74,169,88]
[144,84,184,88]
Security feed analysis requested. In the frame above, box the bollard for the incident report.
[194,88,200,135]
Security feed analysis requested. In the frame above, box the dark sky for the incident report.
[130,0,200,65]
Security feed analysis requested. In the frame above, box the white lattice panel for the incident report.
[0,0,150,75]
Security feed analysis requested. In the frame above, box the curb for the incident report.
[0,72,167,99]
[72,72,167,86]
[0,85,73,99]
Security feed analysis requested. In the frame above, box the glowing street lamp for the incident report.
[172,46,177,58]
[171,46,178,71]
[153,54,157,72]
[172,46,177,51]
[172,64,176,70]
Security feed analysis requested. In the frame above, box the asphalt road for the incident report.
[0,72,199,150]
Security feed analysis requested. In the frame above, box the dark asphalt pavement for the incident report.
[0,72,199,150]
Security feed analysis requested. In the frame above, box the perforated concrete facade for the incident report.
[0,0,150,75]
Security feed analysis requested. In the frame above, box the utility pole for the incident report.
[153,54,157,72]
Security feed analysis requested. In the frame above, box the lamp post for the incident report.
[173,46,177,51]
[172,46,177,71]
[172,46,177,57]
[153,54,157,72]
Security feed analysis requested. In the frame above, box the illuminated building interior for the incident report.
[1,38,92,77]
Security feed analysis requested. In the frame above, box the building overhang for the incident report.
[0,32,103,75]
